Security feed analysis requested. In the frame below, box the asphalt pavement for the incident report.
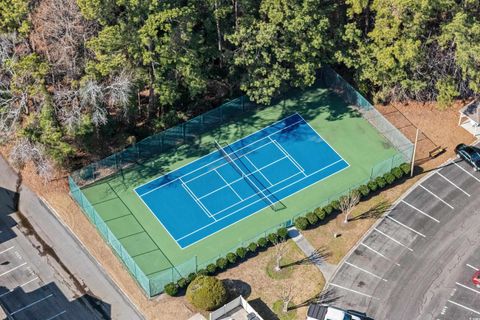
[0,155,143,320]
[326,144,480,320]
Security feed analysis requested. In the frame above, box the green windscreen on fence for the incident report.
[69,67,413,297]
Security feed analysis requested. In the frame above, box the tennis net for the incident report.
[214,140,284,211]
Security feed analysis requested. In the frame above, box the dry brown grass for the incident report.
[0,99,475,320]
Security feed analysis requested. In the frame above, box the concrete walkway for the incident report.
[288,227,337,282]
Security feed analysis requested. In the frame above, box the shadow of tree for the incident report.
[281,247,331,269]
[0,187,19,245]
[289,287,342,310]
[223,279,252,300]
[349,200,391,221]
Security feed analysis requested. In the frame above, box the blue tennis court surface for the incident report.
[135,113,349,248]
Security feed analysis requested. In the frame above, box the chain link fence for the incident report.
[68,67,413,297]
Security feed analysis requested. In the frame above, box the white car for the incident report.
[307,304,368,320]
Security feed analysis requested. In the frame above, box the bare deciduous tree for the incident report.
[105,70,133,117]
[278,283,295,313]
[340,190,360,223]
[272,237,289,272]
[9,138,54,184]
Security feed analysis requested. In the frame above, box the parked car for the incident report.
[455,143,480,171]
[307,303,370,320]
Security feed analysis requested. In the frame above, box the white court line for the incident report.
[177,159,348,242]
[10,293,54,315]
[198,155,288,200]
[456,282,480,295]
[243,154,273,186]
[345,261,387,282]
[0,246,14,255]
[453,161,480,183]
[447,300,480,315]
[0,262,27,277]
[467,264,479,271]
[386,216,426,238]
[138,116,305,195]
[185,141,273,185]
[373,228,413,252]
[359,243,400,266]
[45,310,67,320]
[214,169,243,200]
[329,283,378,299]
[180,180,215,221]
[400,200,440,223]
[270,137,306,175]
[436,172,471,197]
[418,185,454,209]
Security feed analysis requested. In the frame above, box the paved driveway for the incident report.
[326,144,480,320]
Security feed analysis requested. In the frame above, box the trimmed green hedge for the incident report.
[163,163,410,295]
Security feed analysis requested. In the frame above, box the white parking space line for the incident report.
[359,243,401,266]
[329,283,378,299]
[453,161,480,183]
[45,310,67,320]
[436,172,471,197]
[10,293,54,315]
[456,282,480,295]
[0,262,27,277]
[386,216,426,238]
[418,185,454,209]
[345,261,388,282]
[467,264,479,271]
[400,200,440,223]
[373,228,414,252]
[0,246,14,255]
[20,276,39,288]
[447,300,480,315]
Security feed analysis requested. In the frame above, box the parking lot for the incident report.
[0,186,106,319]
[327,145,480,319]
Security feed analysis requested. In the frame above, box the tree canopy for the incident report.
[0,0,479,179]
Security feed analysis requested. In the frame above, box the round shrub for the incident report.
[257,237,268,248]
[391,167,404,179]
[206,263,217,274]
[268,232,279,244]
[277,227,288,240]
[375,176,386,189]
[226,252,237,264]
[358,184,370,197]
[323,205,333,215]
[400,163,411,175]
[247,242,258,253]
[383,172,395,185]
[187,273,197,283]
[164,282,178,296]
[295,216,309,230]
[314,207,325,220]
[177,277,188,289]
[306,211,318,225]
[367,180,378,192]
[216,257,228,270]
[330,200,340,210]
[197,269,208,276]
[186,276,227,311]
[236,247,247,259]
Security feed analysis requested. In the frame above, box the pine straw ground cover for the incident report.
[1,100,476,320]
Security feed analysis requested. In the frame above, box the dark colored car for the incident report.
[455,143,480,171]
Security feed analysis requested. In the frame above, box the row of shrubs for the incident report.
[164,227,289,296]
[293,163,410,230]
[165,162,410,296]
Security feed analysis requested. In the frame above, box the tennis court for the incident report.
[135,113,349,248]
